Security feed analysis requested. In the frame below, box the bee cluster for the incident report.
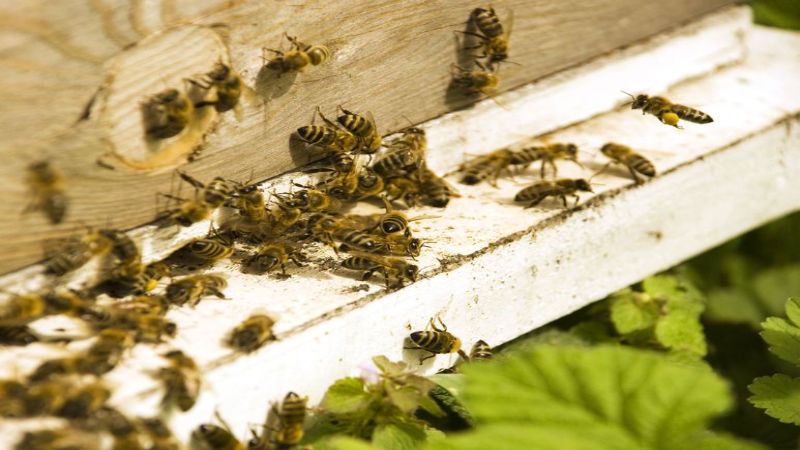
[8,4,717,449]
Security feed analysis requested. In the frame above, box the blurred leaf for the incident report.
[321,378,372,413]
[644,275,704,305]
[784,297,800,326]
[314,435,379,450]
[752,265,800,317]
[568,321,617,343]
[752,0,800,30]
[610,293,659,334]
[372,422,427,450]
[427,374,466,398]
[373,356,408,377]
[760,315,800,365]
[386,385,424,414]
[749,374,800,425]
[655,308,707,357]
[705,288,763,327]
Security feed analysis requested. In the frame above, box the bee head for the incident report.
[565,143,578,158]
[165,321,177,337]
[405,264,419,281]
[575,179,593,192]
[407,238,422,256]
[632,94,649,109]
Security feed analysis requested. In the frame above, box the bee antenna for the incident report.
[588,164,611,181]
[620,90,636,106]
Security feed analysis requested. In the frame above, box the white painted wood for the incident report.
[2,11,800,448]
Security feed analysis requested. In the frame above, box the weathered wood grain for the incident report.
[0,0,735,274]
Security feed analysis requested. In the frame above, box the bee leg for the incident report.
[572,195,581,207]
[550,160,559,178]
[288,255,304,267]
[418,352,436,365]
[539,161,547,179]
[560,195,568,208]
[206,287,226,299]
[457,349,470,361]
[280,263,287,276]
[627,167,643,185]
[361,269,376,281]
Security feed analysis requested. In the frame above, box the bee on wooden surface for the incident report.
[317,164,361,200]
[264,33,330,74]
[14,429,102,450]
[385,176,423,208]
[419,163,459,207]
[227,314,276,353]
[408,316,465,364]
[599,142,657,184]
[0,379,27,417]
[464,7,512,69]
[58,383,111,418]
[451,62,498,96]
[192,63,243,113]
[193,411,244,450]
[249,391,308,450]
[624,92,713,128]
[142,88,194,139]
[341,253,418,288]
[312,216,385,254]
[337,107,381,154]
[179,172,239,208]
[159,172,236,227]
[514,178,593,208]
[165,273,227,307]
[142,261,171,292]
[0,293,46,326]
[245,243,304,275]
[383,234,423,258]
[178,229,235,262]
[140,418,181,450]
[159,350,201,412]
[372,141,423,180]
[230,183,269,222]
[297,107,358,154]
[0,324,38,345]
[45,229,115,276]
[469,339,492,361]
[509,143,582,178]
[25,161,67,225]
[458,148,514,186]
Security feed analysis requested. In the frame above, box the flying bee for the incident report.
[337,107,381,154]
[159,172,235,227]
[191,62,243,113]
[28,357,86,382]
[458,148,514,186]
[469,340,492,361]
[45,229,115,276]
[98,229,140,267]
[514,178,593,208]
[341,253,418,288]
[245,242,303,275]
[14,429,102,450]
[464,7,512,69]
[142,88,193,139]
[264,33,330,74]
[297,107,358,154]
[249,391,308,450]
[598,142,656,184]
[624,92,713,128]
[140,418,181,450]
[227,314,276,353]
[509,143,582,178]
[159,350,201,412]
[58,383,111,418]
[0,325,38,345]
[419,163,459,207]
[451,62,498,96]
[0,293,45,326]
[165,273,227,307]
[407,316,465,364]
[193,411,243,450]
[25,161,67,225]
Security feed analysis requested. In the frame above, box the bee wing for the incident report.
[367,111,377,130]
[505,8,514,39]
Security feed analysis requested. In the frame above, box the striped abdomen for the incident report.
[337,111,374,137]
[341,255,381,271]
[203,178,236,207]
[670,104,713,124]
[45,245,92,275]
[379,213,408,235]
[461,162,495,185]
[307,46,330,65]
[42,192,67,224]
[280,392,308,427]
[470,340,493,360]
[297,125,337,146]
[410,330,460,354]
[372,149,420,177]
[623,154,656,177]
[472,8,503,38]
[185,239,233,260]
[194,425,240,450]
[509,147,547,165]
[334,229,381,251]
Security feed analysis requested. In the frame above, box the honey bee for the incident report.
[0,293,46,326]
[249,391,308,450]
[179,172,239,208]
[178,230,235,262]
[245,243,304,275]
[165,273,227,307]
[0,379,28,417]
[142,261,171,292]
[230,183,269,222]
[337,107,381,154]
[159,350,201,412]
[28,357,84,382]
[59,383,110,418]
[264,33,330,74]
[192,63,243,113]
[14,429,102,450]
[99,229,140,266]
[25,161,67,225]
[341,253,418,288]
[451,62,498,96]
[599,143,656,184]
[228,314,276,353]
[464,7,512,69]
[469,340,492,361]
[419,163,459,207]
[84,328,135,375]
[382,234,423,258]
[385,176,423,207]
[371,131,426,180]
[509,143,581,178]
[624,92,713,128]
[458,148,514,186]
[297,107,358,154]
[115,294,170,316]
[513,178,593,208]
[0,325,38,345]
[312,216,386,254]
[159,172,235,227]
[140,418,181,450]
[142,88,193,139]
[98,312,176,343]
[193,411,244,450]
[45,229,115,276]
[408,316,465,363]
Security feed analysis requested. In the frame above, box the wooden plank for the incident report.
[0,0,735,274]
[1,17,799,447]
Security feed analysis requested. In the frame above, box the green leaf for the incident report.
[655,308,707,357]
[784,297,800,326]
[704,288,763,327]
[753,265,800,317]
[447,345,735,450]
[610,293,659,334]
[760,316,800,365]
[568,321,616,343]
[385,384,423,413]
[321,378,372,413]
[373,355,408,377]
[749,374,800,425]
[372,422,427,450]
[678,432,766,450]
[427,374,466,398]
